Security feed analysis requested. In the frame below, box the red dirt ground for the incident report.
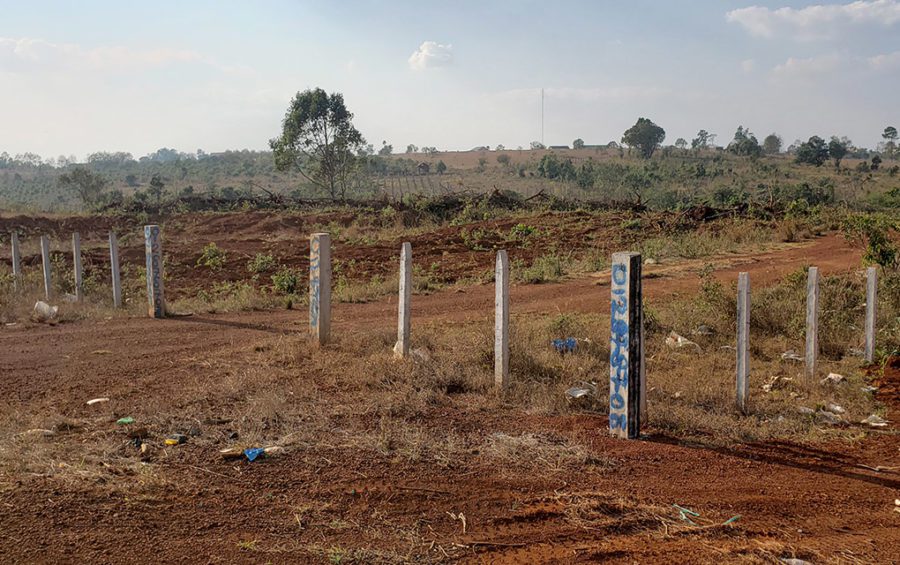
[1,220,898,563]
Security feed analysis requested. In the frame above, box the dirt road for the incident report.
[2,234,898,564]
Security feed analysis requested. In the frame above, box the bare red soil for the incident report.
[2,225,898,563]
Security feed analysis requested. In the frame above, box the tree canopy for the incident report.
[621,118,665,159]
[795,136,830,167]
[270,88,364,200]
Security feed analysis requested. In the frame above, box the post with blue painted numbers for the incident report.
[736,272,750,414]
[144,225,166,318]
[609,252,643,439]
[864,266,877,364]
[805,267,819,381]
[309,233,331,346]
[395,242,412,357]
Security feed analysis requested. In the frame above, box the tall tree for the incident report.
[727,126,762,157]
[883,126,898,158]
[762,134,782,155]
[828,136,849,170]
[795,136,830,167]
[572,138,585,149]
[270,88,365,200]
[691,129,715,150]
[621,118,666,159]
[58,167,107,209]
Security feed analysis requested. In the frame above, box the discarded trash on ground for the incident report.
[797,406,815,415]
[665,332,701,352]
[815,410,842,425]
[565,381,597,400]
[116,417,135,425]
[552,338,578,354]
[673,504,740,527]
[860,385,878,393]
[86,397,110,406]
[32,301,59,324]
[242,446,284,462]
[165,434,187,446]
[826,403,845,414]
[861,414,888,428]
[762,375,793,393]
[820,373,845,385]
[780,350,803,362]
[692,325,714,336]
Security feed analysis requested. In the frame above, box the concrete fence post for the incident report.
[72,232,83,302]
[864,266,877,364]
[10,232,22,291]
[109,231,122,308]
[395,242,412,357]
[144,225,166,318]
[40,235,52,300]
[610,252,643,439]
[736,272,750,413]
[309,233,331,346]
[494,250,510,388]
[805,267,820,381]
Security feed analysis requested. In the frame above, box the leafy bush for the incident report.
[196,242,226,270]
[247,252,276,274]
[271,266,303,295]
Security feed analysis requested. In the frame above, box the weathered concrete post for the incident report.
[309,233,331,346]
[864,266,877,364]
[736,272,750,413]
[10,232,22,291]
[494,250,510,388]
[72,232,84,302]
[144,225,166,318]
[395,242,412,357]
[109,231,122,308]
[805,267,820,380]
[40,235,52,300]
[610,252,643,439]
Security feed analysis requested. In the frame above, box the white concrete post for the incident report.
[40,235,52,300]
[109,231,122,308]
[805,267,819,381]
[610,252,643,439]
[736,272,750,413]
[72,232,83,302]
[309,233,331,346]
[395,242,412,357]
[144,225,166,318]
[10,232,22,291]
[864,266,877,364]
[494,250,510,388]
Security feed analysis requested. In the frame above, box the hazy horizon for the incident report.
[2,0,898,159]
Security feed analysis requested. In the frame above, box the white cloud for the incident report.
[726,0,900,41]
[868,50,900,69]
[0,36,221,73]
[772,54,845,77]
[741,59,757,73]
[408,41,453,71]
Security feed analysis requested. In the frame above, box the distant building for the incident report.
[548,145,569,150]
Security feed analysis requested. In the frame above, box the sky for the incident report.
[1,0,898,159]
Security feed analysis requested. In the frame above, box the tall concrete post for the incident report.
[494,250,510,388]
[395,242,412,357]
[72,232,83,302]
[10,232,22,291]
[109,231,122,308]
[864,266,877,364]
[610,252,643,439]
[309,233,331,346]
[805,267,819,381]
[40,235,52,300]
[144,225,166,318]
[736,272,750,413]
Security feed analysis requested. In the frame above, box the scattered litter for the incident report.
[116,417,135,425]
[91,350,112,355]
[565,381,597,400]
[722,515,741,525]
[780,559,812,565]
[164,434,187,446]
[781,350,803,362]
[244,447,266,462]
[673,391,683,399]
[264,446,284,457]
[644,258,658,265]
[797,406,815,415]
[861,414,889,428]
[815,410,842,425]
[762,375,793,393]
[410,348,431,363]
[719,345,736,352]
[220,447,243,460]
[692,325,714,336]
[848,347,864,357]
[552,338,578,354]
[826,403,845,415]
[18,428,54,437]
[895,499,900,514]
[860,385,878,393]
[665,331,701,352]
[32,301,58,323]
[86,397,110,406]
[673,504,700,525]
[820,373,846,385]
